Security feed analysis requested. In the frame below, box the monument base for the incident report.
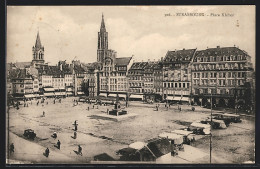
[89,113,137,122]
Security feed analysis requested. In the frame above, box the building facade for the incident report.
[127,62,148,101]
[162,49,196,103]
[191,46,254,109]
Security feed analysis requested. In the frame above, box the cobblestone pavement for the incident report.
[6,97,255,164]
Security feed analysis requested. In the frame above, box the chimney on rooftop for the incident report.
[183,48,185,50]
[217,46,220,48]
[161,57,163,61]
[148,59,150,62]
[234,44,236,47]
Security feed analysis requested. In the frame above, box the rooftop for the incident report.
[115,57,132,66]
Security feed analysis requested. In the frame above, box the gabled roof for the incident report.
[14,62,31,69]
[9,69,32,79]
[74,64,86,74]
[115,57,132,66]
[164,49,196,63]
[129,62,148,70]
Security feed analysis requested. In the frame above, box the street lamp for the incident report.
[210,93,213,164]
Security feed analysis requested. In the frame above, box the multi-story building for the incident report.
[191,46,254,109]
[42,75,53,87]
[97,14,133,100]
[10,69,34,98]
[127,62,148,101]
[153,61,163,100]
[73,61,87,96]
[143,61,162,102]
[162,48,196,103]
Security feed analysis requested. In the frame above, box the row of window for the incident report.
[129,83,143,87]
[193,63,245,71]
[194,88,245,96]
[129,89,142,93]
[193,72,246,78]
[195,55,246,63]
[193,79,245,86]
[144,89,154,93]
[163,82,190,89]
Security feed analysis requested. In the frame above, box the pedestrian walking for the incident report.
[93,105,95,109]
[51,132,57,139]
[75,125,78,131]
[74,131,77,139]
[88,107,90,111]
[43,111,45,117]
[78,145,82,156]
[44,147,50,157]
[57,140,61,149]
[9,143,14,154]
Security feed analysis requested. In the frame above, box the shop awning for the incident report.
[34,94,40,97]
[118,94,126,99]
[99,93,107,97]
[173,96,182,101]
[43,88,55,92]
[129,94,143,99]
[108,94,117,97]
[181,97,190,102]
[55,92,66,96]
[166,96,174,100]
[77,92,84,95]
[44,92,55,96]
[67,88,73,92]
[66,92,73,95]
[24,94,35,98]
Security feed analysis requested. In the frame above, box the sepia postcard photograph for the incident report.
[6,5,255,164]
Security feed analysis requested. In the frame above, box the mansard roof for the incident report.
[115,57,132,66]
[164,48,196,63]
[194,46,249,58]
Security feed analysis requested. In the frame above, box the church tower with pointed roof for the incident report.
[32,30,45,66]
[97,14,114,63]
[98,13,108,50]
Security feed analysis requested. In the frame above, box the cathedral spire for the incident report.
[35,30,42,50]
[100,13,106,31]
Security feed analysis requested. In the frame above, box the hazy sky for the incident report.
[7,6,255,67]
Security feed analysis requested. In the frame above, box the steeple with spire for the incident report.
[32,30,45,66]
[98,13,108,51]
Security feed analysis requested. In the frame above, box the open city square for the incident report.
[6,6,255,164]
